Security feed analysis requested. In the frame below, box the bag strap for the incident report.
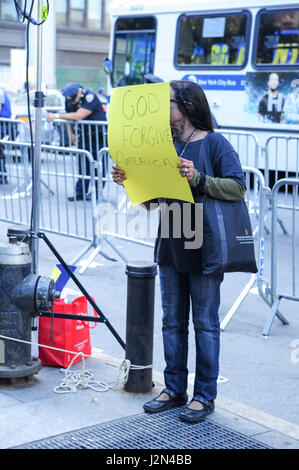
[75,296,99,329]
[200,133,215,178]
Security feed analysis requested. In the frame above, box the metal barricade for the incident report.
[215,128,260,168]
[262,178,299,337]
[0,117,28,142]
[0,139,98,248]
[0,116,66,146]
[264,135,299,189]
[49,119,108,151]
[216,128,262,221]
[73,120,107,148]
[47,119,108,204]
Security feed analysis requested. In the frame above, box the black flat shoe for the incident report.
[179,400,215,423]
[143,390,188,414]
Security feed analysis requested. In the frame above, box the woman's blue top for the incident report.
[154,131,246,273]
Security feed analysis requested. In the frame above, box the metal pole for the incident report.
[271,181,278,306]
[31,0,43,274]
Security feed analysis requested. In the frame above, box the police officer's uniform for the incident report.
[0,87,12,184]
[61,82,106,200]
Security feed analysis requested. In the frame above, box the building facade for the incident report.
[0,0,111,91]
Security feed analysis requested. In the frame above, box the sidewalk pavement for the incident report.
[0,222,299,450]
[1,347,299,449]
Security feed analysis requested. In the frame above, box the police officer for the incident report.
[0,87,12,184]
[46,82,106,201]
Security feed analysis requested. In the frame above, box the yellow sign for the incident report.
[107,83,194,206]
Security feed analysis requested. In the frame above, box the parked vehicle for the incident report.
[7,88,66,146]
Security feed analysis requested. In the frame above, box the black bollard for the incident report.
[125,261,157,393]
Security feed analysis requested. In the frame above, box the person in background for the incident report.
[0,86,12,184]
[46,82,106,201]
[98,87,108,114]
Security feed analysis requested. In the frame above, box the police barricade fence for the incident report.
[260,135,299,237]
[0,117,28,143]
[215,128,260,169]
[264,135,299,193]
[41,119,108,203]
[215,128,262,219]
[4,118,298,202]
[1,116,108,149]
[49,118,107,149]
[1,118,266,222]
[262,178,299,337]
[50,122,258,171]
[1,133,297,336]
[0,139,98,249]
[1,116,68,147]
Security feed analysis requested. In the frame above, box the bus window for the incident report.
[255,8,299,66]
[112,16,156,87]
[176,12,250,68]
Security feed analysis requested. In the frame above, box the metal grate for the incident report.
[15,408,271,449]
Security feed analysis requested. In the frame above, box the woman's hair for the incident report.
[170,80,214,132]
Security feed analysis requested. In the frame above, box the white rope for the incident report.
[0,334,153,395]
[53,355,132,394]
[0,334,92,360]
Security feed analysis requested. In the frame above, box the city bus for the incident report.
[105,0,299,175]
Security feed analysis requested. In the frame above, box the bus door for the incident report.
[111,16,156,87]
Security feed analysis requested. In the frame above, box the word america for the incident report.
[115,151,176,169]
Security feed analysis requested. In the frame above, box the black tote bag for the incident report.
[197,139,258,275]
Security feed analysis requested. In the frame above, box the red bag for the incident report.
[38,296,97,368]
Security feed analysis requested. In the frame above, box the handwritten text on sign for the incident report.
[107,83,194,205]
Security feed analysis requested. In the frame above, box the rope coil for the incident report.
[53,355,131,394]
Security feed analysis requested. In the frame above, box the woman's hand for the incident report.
[177,157,195,181]
[112,164,127,185]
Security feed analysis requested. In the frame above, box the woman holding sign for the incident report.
[112,80,248,423]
